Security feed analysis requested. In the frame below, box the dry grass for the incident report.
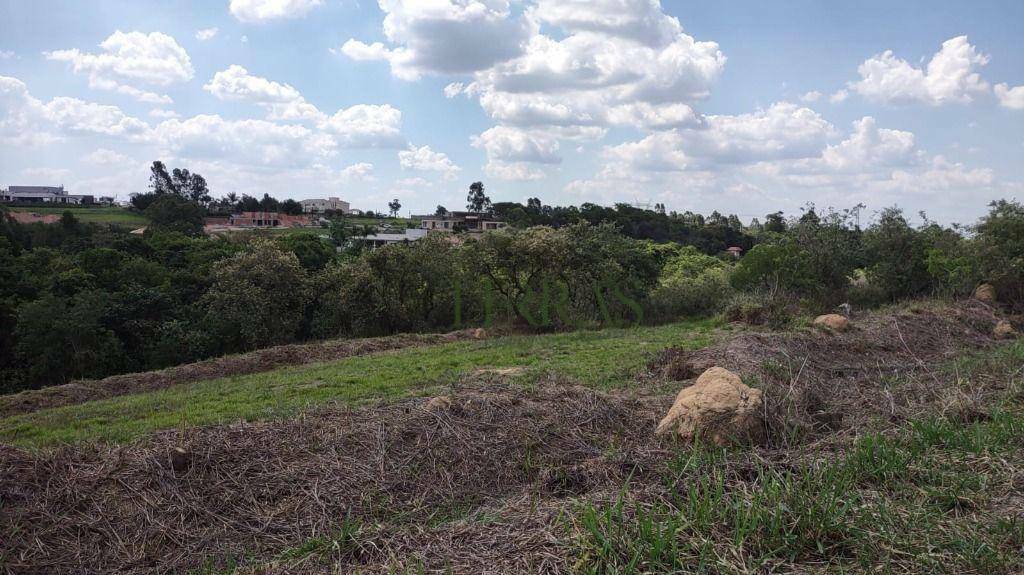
[1,300,1022,574]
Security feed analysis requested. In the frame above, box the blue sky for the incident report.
[1,0,1021,223]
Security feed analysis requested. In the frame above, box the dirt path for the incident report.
[0,329,482,419]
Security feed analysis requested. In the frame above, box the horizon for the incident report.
[2,0,1023,225]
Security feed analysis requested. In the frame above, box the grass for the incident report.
[571,408,1024,574]
[0,319,719,448]
[9,205,149,227]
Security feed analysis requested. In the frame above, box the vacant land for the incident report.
[2,301,1021,574]
[9,205,149,226]
[0,319,717,447]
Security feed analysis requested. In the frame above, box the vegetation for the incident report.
[0,319,717,447]
[7,205,148,226]
[2,193,1022,394]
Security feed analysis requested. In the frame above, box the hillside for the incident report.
[2,299,1022,574]
[8,205,149,227]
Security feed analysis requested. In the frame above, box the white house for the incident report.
[349,227,427,249]
[1,185,93,204]
[300,197,351,214]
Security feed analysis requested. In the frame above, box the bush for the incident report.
[973,200,1024,308]
[722,292,794,329]
[647,247,732,320]
[731,241,819,296]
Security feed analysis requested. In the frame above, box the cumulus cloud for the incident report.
[0,75,150,145]
[320,104,405,148]
[602,130,687,172]
[850,36,990,105]
[204,65,322,121]
[995,83,1024,110]
[800,90,821,102]
[82,148,130,165]
[154,114,335,167]
[229,0,323,23]
[829,89,849,103]
[195,28,219,41]
[340,0,534,81]
[45,31,193,104]
[338,162,375,182]
[471,125,561,164]
[0,50,14,60]
[398,144,461,179]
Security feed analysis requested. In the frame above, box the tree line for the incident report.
[0,191,1020,394]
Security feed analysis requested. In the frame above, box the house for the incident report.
[1,185,94,205]
[228,211,313,228]
[349,228,428,249]
[415,211,507,234]
[300,197,351,214]
[726,246,744,258]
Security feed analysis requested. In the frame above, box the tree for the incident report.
[466,181,491,213]
[388,198,402,218]
[171,168,211,205]
[238,194,261,212]
[435,205,448,216]
[277,234,335,271]
[280,199,303,215]
[200,240,309,352]
[149,161,174,195]
[764,211,787,233]
[259,193,279,212]
[144,194,205,237]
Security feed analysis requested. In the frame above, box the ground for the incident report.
[1,300,1022,574]
[8,205,149,227]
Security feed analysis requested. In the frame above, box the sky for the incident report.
[1,0,1022,224]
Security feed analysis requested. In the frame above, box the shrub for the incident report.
[973,200,1024,308]
[647,247,732,320]
[722,292,793,329]
[731,241,819,296]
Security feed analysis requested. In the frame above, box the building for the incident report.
[726,246,744,258]
[300,197,351,214]
[415,211,507,234]
[228,212,313,228]
[1,185,94,205]
[349,228,428,249]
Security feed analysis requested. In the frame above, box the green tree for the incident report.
[466,181,491,213]
[277,233,335,271]
[144,194,205,237]
[388,198,402,217]
[200,240,309,352]
[973,199,1024,307]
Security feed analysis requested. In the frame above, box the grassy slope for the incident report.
[0,319,718,448]
[9,205,149,226]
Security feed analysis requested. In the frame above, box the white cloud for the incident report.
[340,0,534,81]
[470,125,561,164]
[204,65,322,121]
[485,161,546,180]
[1,76,152,146]
[0,50,14,60]
[195,28,219,41]
[320,104,405,148]
[995,83,1024,110]
[21,167,73,182]
[443,82,465,98]
[229,0,323,23]
[398,144,461,179]
[800,90,821,102]
[82,148,130,165]
[45,31,193,104]
[829,89,849,103]
[338,162,375,182]
[818,117,919,171]
[155,114,335,167]
[149,108,179,119]
[850,36,990,105]
[602,130,687,172]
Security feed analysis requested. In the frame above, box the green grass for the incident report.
[572,409,1024,574]
[10,205,149,226]
[0,319,719,448]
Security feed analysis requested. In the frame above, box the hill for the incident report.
[2,300,1022,574]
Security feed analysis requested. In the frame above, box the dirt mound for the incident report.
[0,381,669,574]
[0,329,483,419]
[655,367,764,445]
[651,300,1009,444]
